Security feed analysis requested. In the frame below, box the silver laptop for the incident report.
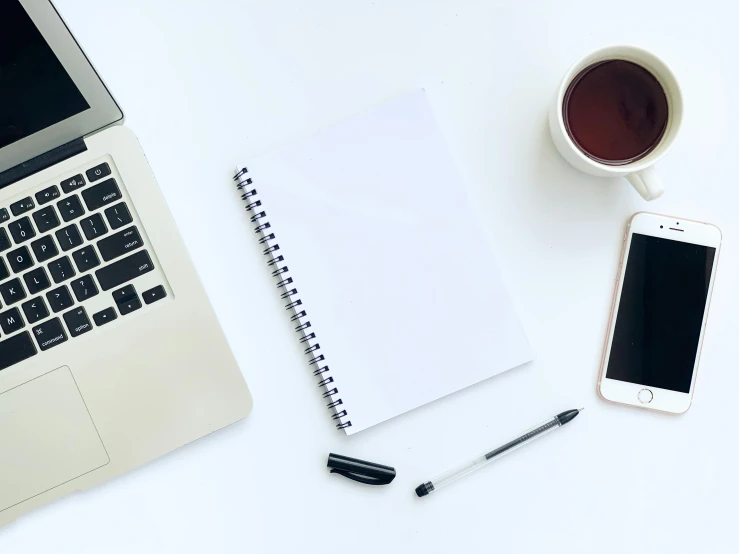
[0,0,252,524]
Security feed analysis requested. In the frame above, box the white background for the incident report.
[2,0,738,552]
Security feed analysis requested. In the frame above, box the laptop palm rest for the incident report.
[0,367,109,513]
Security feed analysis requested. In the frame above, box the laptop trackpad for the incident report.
[0,367,109,513]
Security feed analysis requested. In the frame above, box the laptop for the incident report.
[0,0,252,524]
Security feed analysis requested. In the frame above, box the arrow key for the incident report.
[118,296,142,316]
[93,307,117,327]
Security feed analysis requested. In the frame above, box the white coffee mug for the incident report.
[549,45,683,201]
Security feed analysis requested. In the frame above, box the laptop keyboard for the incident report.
[0,159,169,372]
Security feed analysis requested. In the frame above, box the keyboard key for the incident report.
[46,286,74,313]
[24,267,51,294]
[93,307,117,327]
[7,246,34,273]
[63,307,93,338]
[96,250,154,291]
[0,307,25,335]
[57,195,85,222]
[71,275,99,302]
[0,258,8,281]
[10,197,34,216]
[80,213,108,240]
[60,174,85,194]
[143,285,167,305]
[22,297,50,324]
[0,331,37,371]
[0,278,26,305]
[0,208,8,223]
[55,224,83,251]
[32,205,61,233]
[113,284,140,316]
[8,217,36,244]
[72,246,100,273]
[86,162,111,182]
[112,285,136,304]
[104,202,132,230]
[48,256,75,283]
[118,296,142,316]
[31,235,59,263]
[0,228,11,252]
[82,179,122,211]
[98,226,143,262]
[32,318,67,351]
[35,185,61,205]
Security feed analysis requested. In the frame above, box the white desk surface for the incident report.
[3,0,738,552]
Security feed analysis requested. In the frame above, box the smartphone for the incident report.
[598,212,721,413]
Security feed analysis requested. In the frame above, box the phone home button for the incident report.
[638,388,654,404]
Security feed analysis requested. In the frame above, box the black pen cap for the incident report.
[327,453,396,485]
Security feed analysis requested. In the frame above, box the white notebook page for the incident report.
[243,90,533,434]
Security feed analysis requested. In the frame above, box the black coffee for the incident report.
[563,60,668,165]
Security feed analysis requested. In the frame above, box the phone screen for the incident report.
[606,233,716,393]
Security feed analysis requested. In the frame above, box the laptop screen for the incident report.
[0,0,90,150]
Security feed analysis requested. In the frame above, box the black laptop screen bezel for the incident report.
[0,0,123,175]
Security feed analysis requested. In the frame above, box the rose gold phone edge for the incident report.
[596,211,722,414]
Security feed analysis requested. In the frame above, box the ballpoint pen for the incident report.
[415,408,584,497]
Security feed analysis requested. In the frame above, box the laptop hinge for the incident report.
[0,138,87,190]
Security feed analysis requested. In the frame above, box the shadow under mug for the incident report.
[549,45,683,201]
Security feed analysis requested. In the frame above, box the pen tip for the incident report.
[578,407,585,412]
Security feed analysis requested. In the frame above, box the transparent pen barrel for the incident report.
[430,416,561,491]
[430,455,490,491]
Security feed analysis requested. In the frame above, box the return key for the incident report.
[97,226,143,262]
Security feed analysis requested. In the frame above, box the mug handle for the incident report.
[626,166,664,201]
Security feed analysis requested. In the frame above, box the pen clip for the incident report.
[330,468,393,485]
[327,453,396,486]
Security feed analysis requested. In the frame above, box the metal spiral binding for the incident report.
[234,167,352,431]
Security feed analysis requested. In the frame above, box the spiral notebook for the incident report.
[234,90,533,434]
